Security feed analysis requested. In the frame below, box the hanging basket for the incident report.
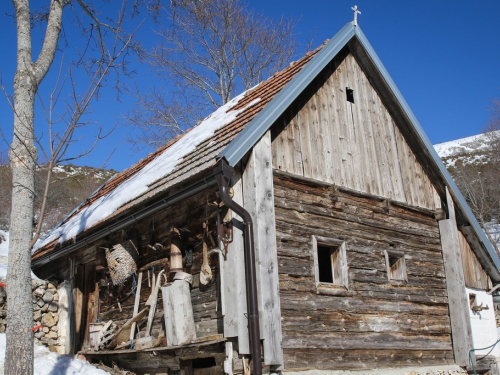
[105,240,139,285]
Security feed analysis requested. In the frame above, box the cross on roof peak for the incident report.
[351,5,361,26]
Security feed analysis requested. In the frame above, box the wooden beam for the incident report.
[438,188,474,366]
[219,165,250,355]
[242,131,283,366]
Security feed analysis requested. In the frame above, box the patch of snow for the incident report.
[0,231,40,280]
[0,232,8,280]
[434,133,491,158]
[34,93,261,252]
[0,333,109,375]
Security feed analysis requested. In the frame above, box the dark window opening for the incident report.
[192,357,217,369]
[317,245,334,283]
[346,87,355,103]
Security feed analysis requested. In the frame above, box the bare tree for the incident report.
[5,1,151,372]
[128,0,299,149]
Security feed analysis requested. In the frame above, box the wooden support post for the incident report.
[439,187,474,366]
[129,272,143,342]
[242,131,283,366]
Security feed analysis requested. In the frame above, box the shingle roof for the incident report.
[32,45,321,258]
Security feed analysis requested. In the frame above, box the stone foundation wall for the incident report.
[0,279,70,354]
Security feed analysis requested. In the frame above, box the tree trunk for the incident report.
[7,1,37,372]
[7,1,64,373]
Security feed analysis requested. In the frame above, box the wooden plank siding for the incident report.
[271,52,441,210]
[458,229,490,290]
[273,175,453,371]
[241,131,283,366]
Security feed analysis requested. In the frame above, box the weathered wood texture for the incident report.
[242,131,283,366]
[273,176,453,371]
[82,188,224,350]
[219,165,250,354]
[439,188,474,366]
[458,230,490,290]
[271,51,441,210]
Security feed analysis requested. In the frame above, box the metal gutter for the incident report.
[353,26,500,278]
[214,159,262,375]
[31,172,220,268]
[218,22,356,167]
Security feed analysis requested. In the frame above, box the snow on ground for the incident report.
[0,231,8,280]
[34,92,261,252]
[0,333,109,375]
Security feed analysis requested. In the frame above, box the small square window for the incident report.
[313,236,348,289]
[384,250,407,282]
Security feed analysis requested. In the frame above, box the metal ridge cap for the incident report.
[218,22,356,167]
[353,27,500,277]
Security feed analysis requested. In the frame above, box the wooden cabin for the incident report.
[32,22,500,375]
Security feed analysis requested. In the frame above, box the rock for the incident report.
[50,325,58,332]
[0,310,6,317]
[41,304,49,313]
[0,326,5,333]
[42,292,54,303]
[48,302,58,312]
[34,287,45,297]
[47,339,57,346]
[43,326,49,333]
[42,312,59,328]
[52,293,59,302]
[33,310,42,321]
[32,295,38,304]
[46,289,57,296]
[32,279,47,289]
[33,304,39,311]
[35,332,45,339]
[0,319,6,325]
[37,299,45,308]
[48,281,58,289]
[46,331,58,339]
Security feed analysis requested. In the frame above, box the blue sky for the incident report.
[1,1,499,172]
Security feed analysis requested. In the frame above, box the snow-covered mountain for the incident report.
[434,131,499,168]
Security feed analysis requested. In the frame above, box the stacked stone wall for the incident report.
[0,279,69,354]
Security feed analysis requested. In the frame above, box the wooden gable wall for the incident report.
[271,50,441,210]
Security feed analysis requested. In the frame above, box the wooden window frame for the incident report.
[384,250,408,282]
[312,235,348,290]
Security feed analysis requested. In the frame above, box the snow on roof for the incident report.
[33,94,261,252]
[32,46,322,258]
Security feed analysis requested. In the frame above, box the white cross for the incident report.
[352,5,361,26]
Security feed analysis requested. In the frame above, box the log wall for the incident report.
[273,175,454,371]
[81,188,223,350]
[271,51,441,210]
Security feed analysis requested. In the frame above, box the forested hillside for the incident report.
[0,164,116,233]
[435,131,500,252]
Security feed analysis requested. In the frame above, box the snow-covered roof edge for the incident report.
[33,92,261,252]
